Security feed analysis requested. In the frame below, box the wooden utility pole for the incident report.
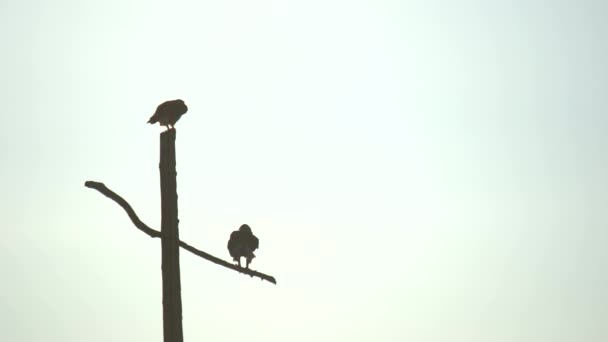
[159,129,183,342]
[84,127,277,342]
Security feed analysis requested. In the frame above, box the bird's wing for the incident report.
[227,231,241,255]
[147,114,159,124]
[250,234,259,251]
[148,102,167,123]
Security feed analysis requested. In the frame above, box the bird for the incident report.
[227,224,259,269]
[147,99,188,129]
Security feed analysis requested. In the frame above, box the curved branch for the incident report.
[84,180,277,285]
[85,181,160,238]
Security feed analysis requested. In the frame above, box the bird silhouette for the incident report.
[147,99,188,129]
[227,224,259,268]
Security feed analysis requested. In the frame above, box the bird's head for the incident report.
[239,224,252,234]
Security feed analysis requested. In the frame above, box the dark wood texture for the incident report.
[159,129,184,342]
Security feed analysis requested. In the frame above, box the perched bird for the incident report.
[147,99,188,129]
[227,224,259,269]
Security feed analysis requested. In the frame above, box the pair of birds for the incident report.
[148,100,260,268]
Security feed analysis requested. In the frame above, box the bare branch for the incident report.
[85,181,160,238]
[178,240,276,284]
[84,180,277,285]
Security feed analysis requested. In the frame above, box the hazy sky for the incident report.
[1,0,607,341]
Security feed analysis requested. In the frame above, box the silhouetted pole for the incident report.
[84,120,277,341]
[159,129,183,342]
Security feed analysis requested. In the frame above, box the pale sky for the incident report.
[1,0,607,341]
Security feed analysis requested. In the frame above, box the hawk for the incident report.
[227,224,259,269]
[147,99,188,129]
